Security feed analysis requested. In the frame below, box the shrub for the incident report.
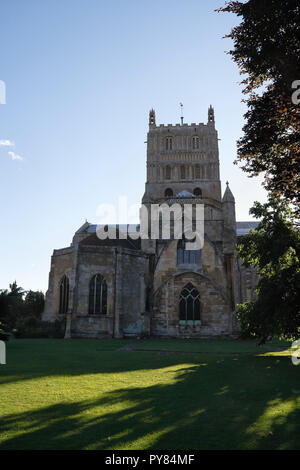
[0,322,12,342]
[14,317,65,339]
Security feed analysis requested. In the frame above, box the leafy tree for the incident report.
[0,283,51,338]
[0,282,25,331]
[0,282,45,333]
[237,198,300,343]
[0,290,10,328]
[24,290,45,317]
[218,0,300,212]
[8,281,25,299]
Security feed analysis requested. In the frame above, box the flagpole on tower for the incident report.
[180,102,184,125]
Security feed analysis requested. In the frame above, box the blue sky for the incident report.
[0,0,267,292]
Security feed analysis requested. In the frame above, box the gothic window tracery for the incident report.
[179,283,201,322]
[89,274,107,315]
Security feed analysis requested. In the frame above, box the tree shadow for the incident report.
[0,351,299,450]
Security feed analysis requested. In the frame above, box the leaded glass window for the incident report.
[177,239,201,265]
[89,274,107,314]
[179,283,201,321]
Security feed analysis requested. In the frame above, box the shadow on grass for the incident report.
[0,338,291,386]
[0,346,299,450]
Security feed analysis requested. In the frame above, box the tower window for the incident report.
[193,187,202,197]
[192,136,200,150]
[165,165,171,180]
[59,275,69,314]
[177,239,201,265]
[195,164,200,179]
[165,188,173,197]
[180,165,186,180]
[166,136,173,150]
[179,283,201,322]
[89,274,107,315]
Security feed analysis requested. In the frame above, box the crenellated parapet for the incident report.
[144,107,221,202]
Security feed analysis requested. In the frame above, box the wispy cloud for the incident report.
[8,151,24,161]
[0,139,24,162]
[0,139,15,147]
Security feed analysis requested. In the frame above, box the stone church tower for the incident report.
[143,106,221,203]
[43,108,256,338]
[141,107,238,337]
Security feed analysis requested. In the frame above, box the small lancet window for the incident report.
[165,188,173,197]
[180,165,186,180]
[59,275,69,314]
[166,136,173,151]
[165,165,171,180]
[193,187,202,197]
[192,136,200,150]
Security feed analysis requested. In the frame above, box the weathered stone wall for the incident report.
[143,113,222,203]
[70,246,148,338]
[118,250,148,337]
[42,110,257,340]
[71,245,116,338]
[43,247,76,322]
[151,235,233,337]
[152,271,232,337]
[43,243,148,338]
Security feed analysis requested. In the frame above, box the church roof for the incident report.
[80,221,259,238]
[86,224,140,234]
[79,232,141,250]
[222,182,235,202]
[236,221,259,236]
[176,190,195,198]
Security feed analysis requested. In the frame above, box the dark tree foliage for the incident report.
[0,282,44,333]
[218,1,300,213]
[0,284,65,339]
[0,282,25,331]
[237,198,300,343]
[24,290,45,317]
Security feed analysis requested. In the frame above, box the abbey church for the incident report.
[43,107,257,338]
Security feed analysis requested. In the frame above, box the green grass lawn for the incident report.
[0,338,299,450]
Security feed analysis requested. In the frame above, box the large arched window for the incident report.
[59,275,69,314]
[89,274,107,315]
[177,238,201,265]
[179,283,201,322]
